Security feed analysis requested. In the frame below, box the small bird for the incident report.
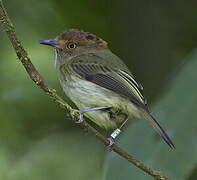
[40,29,174,148]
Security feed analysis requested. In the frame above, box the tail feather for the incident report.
[143,111,175,149]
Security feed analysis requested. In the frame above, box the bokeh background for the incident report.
[0,0,196,179]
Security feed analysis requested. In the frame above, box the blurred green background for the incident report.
[0,0,197,179]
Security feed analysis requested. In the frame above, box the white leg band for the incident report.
[110,128,121,139]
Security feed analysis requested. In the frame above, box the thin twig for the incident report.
[0,1,169,180]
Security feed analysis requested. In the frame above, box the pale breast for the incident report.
[62,75,122,109]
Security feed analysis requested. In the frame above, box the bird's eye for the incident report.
[67,42,77,49]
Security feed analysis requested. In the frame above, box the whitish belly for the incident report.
[61,76,141,129]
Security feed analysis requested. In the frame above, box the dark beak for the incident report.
[39,39,57,47]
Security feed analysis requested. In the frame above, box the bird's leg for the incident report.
[107,117,128,150]
[74,107,109,123]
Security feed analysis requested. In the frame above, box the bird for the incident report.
[40,29,175,148]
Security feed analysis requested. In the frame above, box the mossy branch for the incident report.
[0,1,169,180]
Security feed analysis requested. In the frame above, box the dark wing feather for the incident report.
[68,54,147,109]
[86,73,143,107]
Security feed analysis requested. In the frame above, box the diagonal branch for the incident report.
[0,1,169,180]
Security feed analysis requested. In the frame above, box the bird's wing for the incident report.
[62,53,147,109]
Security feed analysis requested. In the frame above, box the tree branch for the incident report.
[0,1,169,180]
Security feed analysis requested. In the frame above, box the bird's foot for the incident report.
[74,109,85,123]
[106,137,115,151]
[106,128,121,151]
[74,107,109,123]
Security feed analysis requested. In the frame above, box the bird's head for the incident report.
[40,29,108,62]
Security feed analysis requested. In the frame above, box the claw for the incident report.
[74,110,85,123]
[106,137,115,151]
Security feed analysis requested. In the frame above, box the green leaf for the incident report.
[105,50,197,180]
